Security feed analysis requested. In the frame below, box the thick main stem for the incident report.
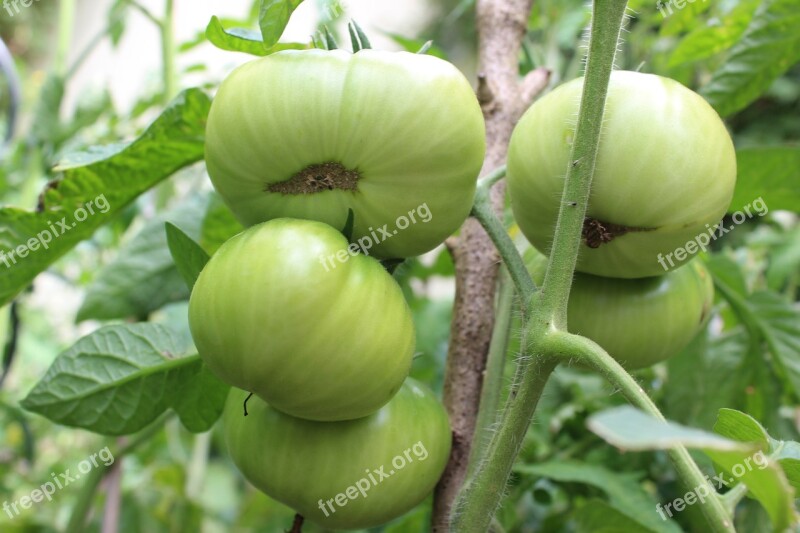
[451,2,628,530]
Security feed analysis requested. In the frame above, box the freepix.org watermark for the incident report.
[0,194,110,269]
[656,450,768,520]
[657,197,768,272]
[3,0,43,17]
[3,446,115,519]
[319,203,433,272]
[656,0,708,18]
[317,441,429,518]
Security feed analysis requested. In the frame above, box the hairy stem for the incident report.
[468,268,515,477]
[551,332,735,532]
[471,176,536,308]
[451,2,628,530]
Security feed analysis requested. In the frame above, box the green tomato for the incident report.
[509,71,736,278]
[526,249,714,369]
[189,218,415,421]
[205,49,485,259]
[224,379,452,530]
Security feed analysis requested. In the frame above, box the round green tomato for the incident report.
[526,249,714,369]
[189,218,415,421]
[224,379,452,530]
[205,49,485,259]
[509,71,736,278]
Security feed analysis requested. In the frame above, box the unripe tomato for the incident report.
[224,379,452,530]
[189,218,415,421]
[509,71,736,278]
[526,249,714,369]
[205,49,486,259]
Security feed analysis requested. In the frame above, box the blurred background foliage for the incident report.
[0,0,797,531]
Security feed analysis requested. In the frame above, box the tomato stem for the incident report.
[452,2,629,531]
[470,178,536,309]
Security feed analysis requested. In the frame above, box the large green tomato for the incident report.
[205,49,485,259]
[224,379,451,530]
[509,71,736,278]
[189,218,415,421]
[526,249,714,369]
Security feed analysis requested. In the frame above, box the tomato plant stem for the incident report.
[471,180,536,308]
[549,332,736,532]
[468,268,515,477]
[452,2,629,530]
[54,0,76,76]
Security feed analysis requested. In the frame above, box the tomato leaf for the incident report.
[709,409,799,532]
[709,261,800,404]
[515,460,682,533]
[587,406,751,452]
[701,0,800,117]
[171,363,230,433]
[574,500,659,533]
[205,16,307,56]
[668,0,759,67]
[348,20,371,52]
[166,222,210,291]
[77,196,207,322]
[732,147,800,213]
[0,89,210,308]
[714,408,770,449]
[340,207,355,242]
[664,331,750,429]
[200,194,243,255]
[20,324,205,435]
[657,0,711,37]
[259,0,304,48]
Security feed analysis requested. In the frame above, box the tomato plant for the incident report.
[205,49,486,259]
[189,218,415,422]
[508,70,737,278]
[3,1,800,533]
[224,379,451,530]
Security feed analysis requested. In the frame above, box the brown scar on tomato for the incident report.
[267,162,360,195]
[582,217,655,248]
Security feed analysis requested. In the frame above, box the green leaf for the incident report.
[708,411,798,532]
[574,500,657,533]
[766,227,800,291]
[200,194,243,255]
[515,460,682,533]
[0,89,210,308]
[587,406,751,452]
[259,0,305,48]
[347,20,371,52]
[20,324,203,435]
[387,33,447,59]
[701,0,800,117]
[732,147,800,213]
[76,196,207,321]
[712,276,800,402]
[668,0,759,67]
[707,255,749,297]
[166,222,210,291]
[664,329,749,429]
[205,16,307,56]
[713,408,770,449]
[658,0,711,37]
[341,208,355,242]
[171,364,229,433]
